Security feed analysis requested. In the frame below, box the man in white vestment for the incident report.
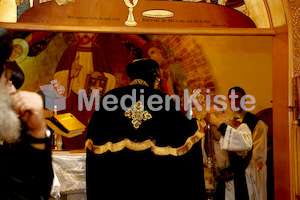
[205,87,267,200]
[226,87,268,200]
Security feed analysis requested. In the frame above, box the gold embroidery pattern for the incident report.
[130,79,149,87]
[124,101,152,129]
[85,130,205,156]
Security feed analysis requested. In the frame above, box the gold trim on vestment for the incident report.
[85,129,205,156]
[130,79,149,87]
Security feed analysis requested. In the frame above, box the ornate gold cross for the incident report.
[124,101,152,129]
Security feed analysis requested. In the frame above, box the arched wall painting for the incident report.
[1,0,256,28]
[9,31,272,149]
[2,0,273,149]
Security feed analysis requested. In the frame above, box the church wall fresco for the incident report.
[0,0,273,150]
[0,0,257,29]
[8,31,272,149]
[10,31,272,115]
[1,0,286,29]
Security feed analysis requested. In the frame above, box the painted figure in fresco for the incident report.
[26,32,56,56]
[16,0,31,20]
[9,42,23,61]
[5,38,29,91]
[53,33,116,149]
[204,87,267,200]
[8,38,29,65]
[142,40,187,111]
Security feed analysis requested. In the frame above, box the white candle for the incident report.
[54,105,57,116]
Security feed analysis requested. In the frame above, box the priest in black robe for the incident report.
[86,58,206,199]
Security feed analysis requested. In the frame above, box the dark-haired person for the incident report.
[0,26,53,200]
[205,87,267,200]
[5,60,25,90]
[86,58,206,200]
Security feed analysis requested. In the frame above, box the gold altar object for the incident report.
[52,113,85,134]
[203,124,216,200]
[45,113,86,150]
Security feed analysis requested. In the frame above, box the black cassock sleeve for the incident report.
[0,139,53,200]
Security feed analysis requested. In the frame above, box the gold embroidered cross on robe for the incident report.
[124,101,152,129]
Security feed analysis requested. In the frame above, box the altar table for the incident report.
[51,151,87,200]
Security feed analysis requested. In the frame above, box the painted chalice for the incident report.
[124,0,138,26]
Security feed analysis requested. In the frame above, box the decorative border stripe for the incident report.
[85,130,204,156]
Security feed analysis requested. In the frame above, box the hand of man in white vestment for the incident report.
[205,113,223,128]
[12,91,47,150]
